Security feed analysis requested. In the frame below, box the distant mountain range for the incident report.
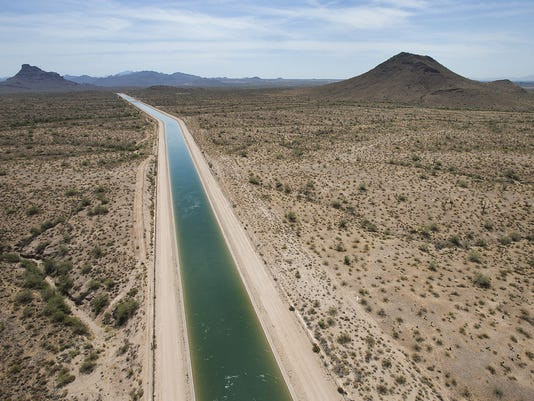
[0,65,337,93]
[311,52,534,110]
[64,71,337,88]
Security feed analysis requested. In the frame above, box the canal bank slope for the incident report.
[175,119,343,401]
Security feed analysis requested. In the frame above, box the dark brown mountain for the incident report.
[314,52,533,110]
[0,64,92,93]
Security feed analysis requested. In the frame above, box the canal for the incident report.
[120,94,293,401]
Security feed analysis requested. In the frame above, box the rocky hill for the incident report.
[0,64,90,93]
[314,52,533,110]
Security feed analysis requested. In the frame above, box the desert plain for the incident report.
[130,86,533,401]
[0,60,532,401]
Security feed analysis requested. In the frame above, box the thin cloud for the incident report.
[0,0,532,78]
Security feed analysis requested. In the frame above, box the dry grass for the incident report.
[0,91,155,400]
[133,87,533,401]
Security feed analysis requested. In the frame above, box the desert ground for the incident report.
[0,91,156,400]
[131,87,533,401]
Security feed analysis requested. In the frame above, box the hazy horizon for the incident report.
[1,0,533,80]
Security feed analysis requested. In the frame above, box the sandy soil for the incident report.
[0,91,154,400]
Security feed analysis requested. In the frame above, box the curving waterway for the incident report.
[119,94,293,401]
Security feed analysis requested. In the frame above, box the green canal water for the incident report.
[120,95,293,401]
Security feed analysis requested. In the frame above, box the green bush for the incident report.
[337,333,351,344]
[0,252,20,263]
[504,169,519,181]
[92,294,109,315]
[56,368,75,387]
[22,264,46,289]
[113,297,138,326]
[14,289,33,305]
[88,205,108,216]
[361,218,377,232]
[473,273,491,289]
[26,205,40,216]
[79,352,98,374]
[468,251,482,263]
[65,316,88,336]
[248,175,261,185]
[285,211,297,223]
[55,274,73,295]
[43,293,70,321]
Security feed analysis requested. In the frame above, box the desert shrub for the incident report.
[65,316,88,335]
[248,175,261,185]
[43,259,57,275]
[43,293,70,321]
[91,246,103,258]
[86,279,100,291]
[283,183,291,194]
[331,200,342,209]
[483,221,494,231]
[55,274,73,295]
[35,241,50,254]
[447,235,462,248]
[79,352,98,374]
[473,273,491,289]
[509,232,521,242]
[377,384,388,395]
[475,238,487,247]
[0,252,20,263]
[14,289,33,305]
[504,169,519,181]
[468,251,482,263]
[44,259,72,276]
[80,197,91,207]
[65,188,78,196]
[285,211,297,223]
[103,278,115,290]
[26,205,40,216]
[312,343,320,353]
[92,294,109,315]
[22,264,45,289]
[361,218,377,232]
[88,205,108,216]
[337,333,351,345]
[498,235,511,245]
[56,368,75,387]
[113,297,138,326]
[81,263,91,274]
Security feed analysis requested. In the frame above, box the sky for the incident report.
[0,0,533,79]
